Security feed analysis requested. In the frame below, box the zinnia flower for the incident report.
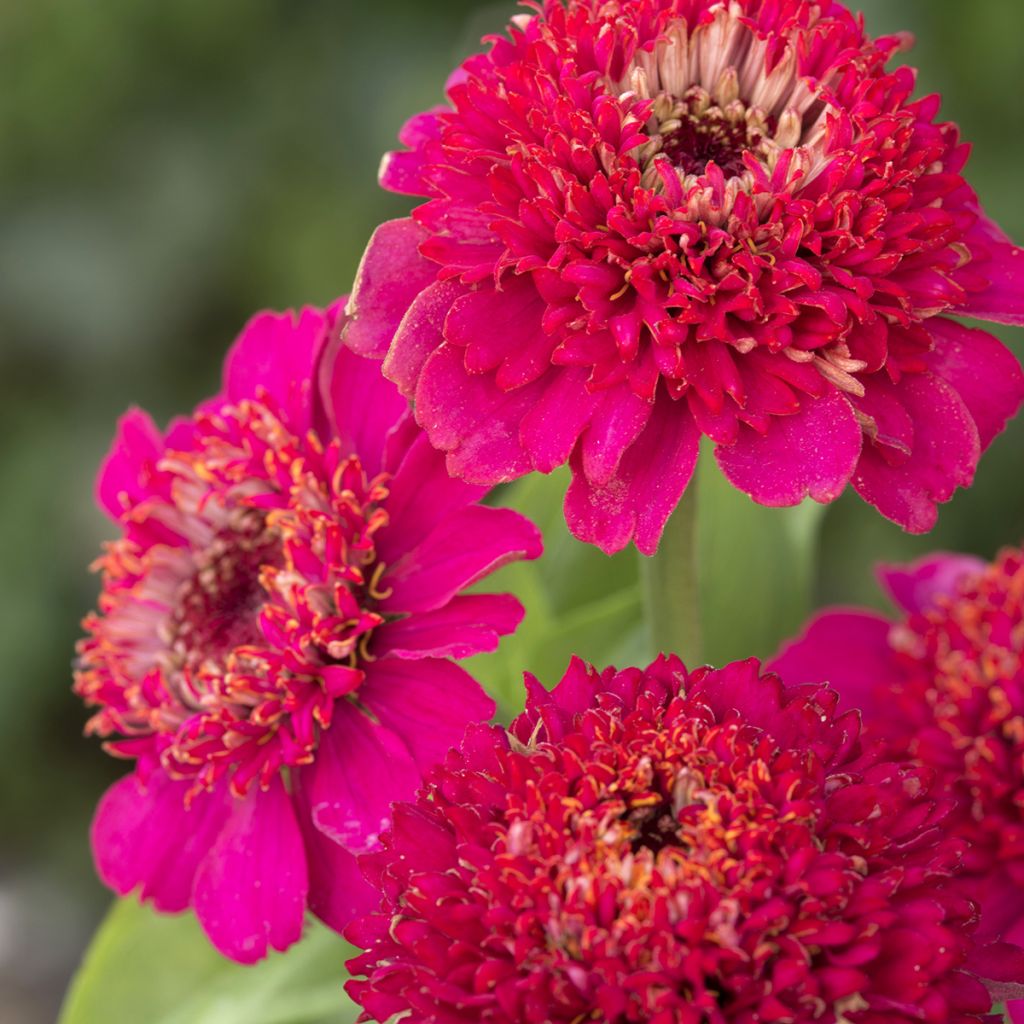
[346,655,1015,1022]
[772,545,1024,1015]
[343,0,1024,554]
[74,301,541,962]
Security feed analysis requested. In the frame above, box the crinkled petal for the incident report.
[223,308,326,433]
[192,776,308,963]
[360,657,495,771]
[565,391,700,556]
[520,368,601,474]
[852,372,980,533]
[373,593,524,659]
[877,553,987,616]
[381,505,542,614]
[345,218,438,358]
[925,316,1024,448]
[91,771,229,914]
[96,409,167,519]
[958,215,1024,325]
[383,280,463,398]
[716,391,862,508]
[768,611,897,715]
[298,701,420,855]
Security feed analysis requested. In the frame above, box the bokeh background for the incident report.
[1,1,1021,1020]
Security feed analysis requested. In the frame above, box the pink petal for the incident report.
[91,771,229,914]
[958,215,1024,325]
[292,776,378,935]
[381,505,542,614]
[768,610,897,715]
[374,432,485,564]
[415,345,545,484]
[382,280,463,398]
[716,391,862,508]
[373,593,524,659]
[379,109,447,196]
[192,777,308,963]
[877,553,986,616]
[580,387,653,488]
[298,702,420,855]
[223,308,327,432]
[852,372,980,533]
[925,316,1024,448]
[344,219,438,358]
[360,657,495,771]
[565,391,700,556]
[96,409,166,519]
[318,340,411,477]
[520,368,601,473]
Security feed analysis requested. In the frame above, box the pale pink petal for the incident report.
[96,409,166,519]
[360,657,495,771]
[877,553,986,616]
[716,391,862,508]
[520,368,601,473]
[298,702,420,855]
[292,775,379,935]
[344,219,438,358]
[192,776,308,963]
[318,341,411,476]
[415,345,545,484]
[373,593,524,659]
[958,215,1024,325]
[852,372,980,533]
[565,391,700,555]
[382,280,463,398]
[381,505,542,614]
[373,432,485,564]
[925,316,1024,448]
[223,308,326,432]
[768,610,897,715]
[91,771,229,914]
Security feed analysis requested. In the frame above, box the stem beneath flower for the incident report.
[640,475,702,665]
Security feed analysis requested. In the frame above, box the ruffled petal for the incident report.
[580,387,653,488]
[373,593,524,660]
[90,771,229,914]
[768,611,897,715]
[298,702,420,855]
[925,316,1024,449]
[96,409,167,519]
[565,391,700,556]
[344,218,438,358]
[852,372,980,533]
[877,553,987,616]
[223,308,327,433]
[715,391,862,508]
[958,215,1024,325]
[360,657,495,771]
[379,108,447,196]
[381,505,542,615]
[520,368,601,473]
[192,776,308,963]
[383,279,463,398]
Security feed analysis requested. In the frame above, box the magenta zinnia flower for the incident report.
[345,655,1013,1022]
[772,547,1024,989]
[344,0,1024,553]
[75,301,541,962]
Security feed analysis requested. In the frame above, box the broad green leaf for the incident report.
[60,899,357,1024]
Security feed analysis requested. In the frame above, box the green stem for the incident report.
[640,475,702,664]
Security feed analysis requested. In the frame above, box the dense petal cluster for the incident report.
[346,655,1002,1023]
[75,302,541,961]
[773,549,1024,957]
[344,0,1024,554]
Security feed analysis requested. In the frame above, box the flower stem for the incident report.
[640,476,702,665]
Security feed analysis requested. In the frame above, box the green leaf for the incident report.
[60,899,358,1024]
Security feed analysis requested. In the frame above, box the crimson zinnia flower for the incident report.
[772,545,1024,1019]
[343,0,1024,554]
[346,655,1014,1022]
[75,301,541,962]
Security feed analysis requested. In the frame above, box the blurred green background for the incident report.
[1,1,1021,1020]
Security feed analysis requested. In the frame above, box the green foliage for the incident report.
[59,900,357,1024]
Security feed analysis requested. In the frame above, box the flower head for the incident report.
[346,655,1007,1022]
[344,0,1024,554]
[75,301,541,962]
[773,548,1024,954]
